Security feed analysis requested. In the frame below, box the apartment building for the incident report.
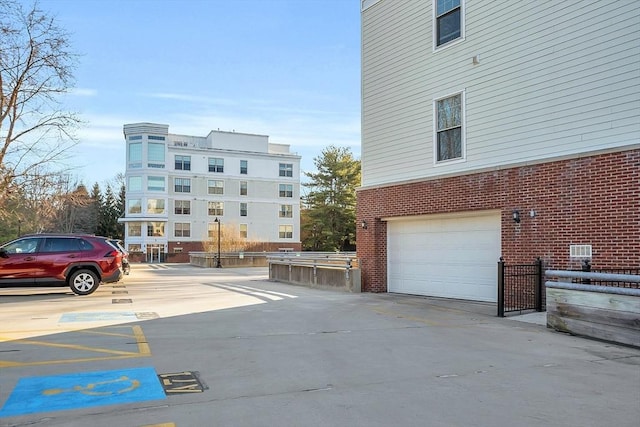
[357,0,640,300]
[120,123,301,262]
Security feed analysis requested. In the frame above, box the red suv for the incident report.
[0,234,124,295]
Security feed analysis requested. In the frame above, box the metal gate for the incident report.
[497,258,544,317]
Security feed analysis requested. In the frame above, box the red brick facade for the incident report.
[356,149,640,293]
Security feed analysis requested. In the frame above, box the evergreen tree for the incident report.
[102,185,119,238]
[89,183,103,236]
[303,146,361,251]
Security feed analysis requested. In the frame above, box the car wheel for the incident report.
[69,269,100,295]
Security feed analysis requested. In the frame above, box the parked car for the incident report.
[109,239,130,275]
[0,234,124,295]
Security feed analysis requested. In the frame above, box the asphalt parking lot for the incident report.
[0,264,639,427]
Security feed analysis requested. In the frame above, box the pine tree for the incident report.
[303,146,361,251]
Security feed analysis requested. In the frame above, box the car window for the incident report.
[78,238,94,251]
[1,237,41,254]
[42,238,85,253]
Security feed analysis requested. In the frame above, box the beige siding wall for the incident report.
[362,0,640,187]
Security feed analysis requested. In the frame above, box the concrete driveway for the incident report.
[0,264,638,427]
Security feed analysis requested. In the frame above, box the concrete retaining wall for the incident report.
[269,263,361,293]
[190,253,268,268]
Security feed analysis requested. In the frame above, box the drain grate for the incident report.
[112,291,129,295]
[112,299,132,304]
[158,371,208,394]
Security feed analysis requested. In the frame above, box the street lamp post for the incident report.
[214,217,222,268]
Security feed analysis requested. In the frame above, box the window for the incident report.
[175,155,191,170]
[435,0,462,47]
[147,199,165,214]
[279,163,293,177]
[174,247,183,253]
[435,92,464,162]
[128,142,142,168]
[128,244,141,252]
[147,222,165,237]
[207,222,217,238]
[240,160,248,174]
[128,199,141,214]
[148,142,165,168]
[240,181,247,196]
[128,176,142,192]
[147,176,165,191]
[208,201,224,216]
[174,178,191,193]
[208,157,224,173]
[279,225,293,239]
[148,135,166,141]
[2,237,41,254]
[128,135,142,141]
[279,204,293,218]
[174,223,191,237]
[175,200,191,215]
[208,179,224,195]
[41,238,92,253]
[240,202,247,217]
[279,184,293,198]
[240,224,248,239]
[128,223,142,237]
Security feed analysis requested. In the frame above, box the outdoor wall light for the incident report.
[512,210,521,223]
[361,220,368,229]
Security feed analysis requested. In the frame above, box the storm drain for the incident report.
[112,299,133,304]
[112,291,129,295]
[158,371,208,395]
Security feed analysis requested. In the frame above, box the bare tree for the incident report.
[0,0,80,219]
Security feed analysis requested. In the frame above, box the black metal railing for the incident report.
[498,258,544,317]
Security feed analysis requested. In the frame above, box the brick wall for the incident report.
[356,149,640,293]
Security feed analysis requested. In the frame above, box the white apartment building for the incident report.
[120,123,301,262]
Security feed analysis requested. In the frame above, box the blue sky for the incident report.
[40,0,361,187]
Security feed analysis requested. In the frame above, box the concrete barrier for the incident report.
[268,256,361,293]
[189,252,268,268]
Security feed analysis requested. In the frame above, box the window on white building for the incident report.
[435,0,463,47]
[175,200,191,215]
[435,92,464,162]
[279,225,293,239]
[208,180,224,195]
[128,176,142,192]
[175,155,191,170]
[208,157,224,173]
[128,142,142,168]
[240,160,248,174]
[240,202,248,217]
[128,223,142,237]
[128,199,141,214]
[147,222,165,237]
[279,163,293,177]
[240,181,247,196]
[174,178,191,193]
[240,224,248,239]
[147,176,165,191]
[279,204,293,218]
[174,222,190,237]
[148,142,165,168]
[279,184,293,198]
[147,199,165,214]
[208,201,224,216]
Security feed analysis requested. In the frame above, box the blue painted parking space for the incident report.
[0,367,166,417]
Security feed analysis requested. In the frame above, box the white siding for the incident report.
[362,0,640,187]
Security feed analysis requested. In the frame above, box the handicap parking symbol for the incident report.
[0,367,166,417]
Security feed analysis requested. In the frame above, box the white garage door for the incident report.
[387,211,501,302]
